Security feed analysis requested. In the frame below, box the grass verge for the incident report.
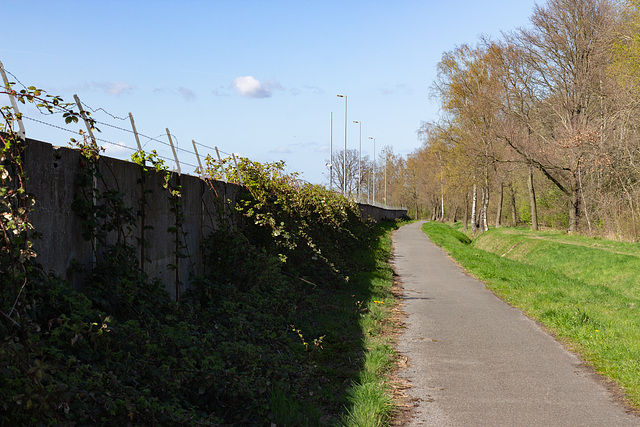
[422,222,640,409]
[340,220,405,427]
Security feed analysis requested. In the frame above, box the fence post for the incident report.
[129,112,146,273]
[165,128,181,174]
[214,146,227,183]
[0,60,26,140]
[74,94,98,266]
[129,112,143,153]
[192,139,204,177]
[164,127,182,302]
[232,152,243,185]
[73,95,98,146]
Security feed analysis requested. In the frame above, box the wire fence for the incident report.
[1,64,406,211]
[1,65,236,178]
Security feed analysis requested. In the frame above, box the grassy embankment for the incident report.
[422,222,640,408]
[340,220,403,427]
[272,219,404,427]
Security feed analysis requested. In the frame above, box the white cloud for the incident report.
[379,83,413,96]
[269,146,292,154]
[269,141,325,155]
[178,86,195,102]
[232,76,283,98]
[212,86,230,96]
[290,85,324,96]
[70,81,136,96]
[152,86,196,101]
[106,81,135,96]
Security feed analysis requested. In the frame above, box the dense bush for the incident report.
[0,120,374,425]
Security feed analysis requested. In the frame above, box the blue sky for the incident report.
[1,0,538,184]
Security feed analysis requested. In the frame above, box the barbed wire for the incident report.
[24,109,228,174]
[80,101,128,121]
[23,115,79,135]
[24,114,199,172]
[4,65,245,179]
[194,140,233,157]
[93,119,131,133]
[3,69,27,90]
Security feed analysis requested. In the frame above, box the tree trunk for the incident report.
[471,184,478,233]
[480,164,490,232]
[464,192,469,231]
[527,166,538,231]
[510,183,518,226]
[481,186,489,232]
[440,184,445,222]
[495,181,504,228]
[578,167,592,234]
[568,186,580,234]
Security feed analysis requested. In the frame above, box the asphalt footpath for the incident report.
[392,221,640,427]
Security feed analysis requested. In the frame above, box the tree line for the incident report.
[333,0,640,241]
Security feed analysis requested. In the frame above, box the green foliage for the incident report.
[1,89,397,424]
[340,220,402,427]
[205,155,369,284]
[537,188,569,229]
[0,84,77,332]
[2,79,405,424]
[186,156,383,422]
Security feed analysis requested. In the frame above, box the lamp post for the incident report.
[329,112,333,191]
[384,149,388,207]
[337,94,347,196]
[353,120,362,202]
[369,136,375,205]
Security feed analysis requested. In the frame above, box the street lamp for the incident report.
[329,112,333,191]
[384,149,388,207]
[337,94,347,196]
[369,136,375,205]
[353,120,362,202]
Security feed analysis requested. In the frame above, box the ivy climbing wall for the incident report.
[23,137,406,300]
[24,137,240,299]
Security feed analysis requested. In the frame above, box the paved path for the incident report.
[392,221,640,426]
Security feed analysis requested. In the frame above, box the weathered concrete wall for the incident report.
[23,138,242,299]
[22,138,405,299]
[358,203,408,223]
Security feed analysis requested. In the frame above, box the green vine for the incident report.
[204,154,370,284]
[1,79,378,425]
[131,149,190,300]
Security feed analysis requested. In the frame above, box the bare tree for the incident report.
[325,149,370,199]
[498,0,617,233]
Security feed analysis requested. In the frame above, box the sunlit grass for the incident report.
[423,222,640,407]
[340,220,404,427]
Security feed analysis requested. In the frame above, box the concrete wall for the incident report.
[22,138,406,299]
[358,203,408,222]
[24,138,242,299]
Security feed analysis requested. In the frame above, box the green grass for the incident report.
[339,220,405,427]
[422,222,640,408]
